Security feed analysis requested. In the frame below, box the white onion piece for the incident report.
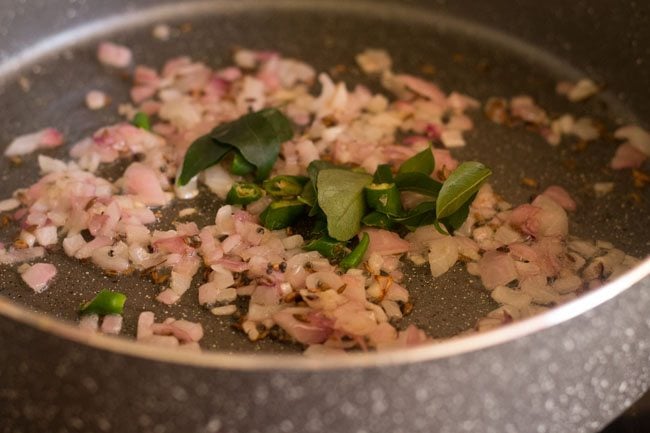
[174,174,199,200]
[209,266,235,290]
[91,244,130,273]
[79,314,99,332]
[202,164,234,199]
[63,234,86,257]
[355,49,392,74]
[305,272,344,291]
[211,305,237,316]
[0,198,20,212]
[214,205,235,234]
[34,225,58,246]
[552,274,583,294]
[86,90,109,110]
[491,286,532,309]
[19,231,36,248]
[427,237,458,277]
[567,78,598,102]
[614,125,650,156]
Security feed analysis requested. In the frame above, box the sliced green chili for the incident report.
[339,232,370,270]
[259,199,305,230]
[362,211,395,230]
[79,290,126,316]
[304,236,349,259]
[364,183,403,216]
[226,182,264,205]
[230,152,256,176]
[263,175,309,198]
[132,112,151,131]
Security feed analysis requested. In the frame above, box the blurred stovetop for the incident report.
[601,390,650,432]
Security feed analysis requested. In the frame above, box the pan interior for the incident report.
[0,2,647,354]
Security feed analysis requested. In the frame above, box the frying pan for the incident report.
[0,0,648,432]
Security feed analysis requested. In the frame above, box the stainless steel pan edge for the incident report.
[0,1,649,432]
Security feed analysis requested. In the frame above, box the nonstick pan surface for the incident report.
[0,0,647,356]
[1,2,649,433]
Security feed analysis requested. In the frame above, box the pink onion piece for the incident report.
[123,162,169,207]
[542,185,576,212]
[362,228,410,259]
[97,42,133,68]
[100,314,123,335]
[610,143,647,170]
[19,263,57,293]
[478,251,518,290]
[273,308,333,345]
[4,128,64,157]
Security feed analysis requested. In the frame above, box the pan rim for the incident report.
[1,258,648,370]
[0,0,648,370]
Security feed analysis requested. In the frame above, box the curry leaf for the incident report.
[397,146,435,175]
[177,108,293,185]
[177,134,232,186]
[394,172,443,197]
[211,108,293,180]
[440,192,476,234]
[393,201,437,230]
[297,180,316,207]
[307,160,338,187]
[436,161,491,219]
[317,169,373,241]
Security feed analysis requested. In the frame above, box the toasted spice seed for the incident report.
[520,177,539,188]
[329,64,347,76]
[150,270,170,284]
[13,239,28,249]
[572,140,588,152]
[632,170,650,188]
[1,215,11,226]
[402,302,414,315]
[279,261,287,272]
[562,159,577,170]
[420,64,436,75]
[84,197,97,211]
[484,97,509,124]
[240,272,252,285]
[321,115,337,127]
[282,292,298,303]
[625,192,642,205]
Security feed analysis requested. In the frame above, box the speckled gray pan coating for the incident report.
[0,0,648,432]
